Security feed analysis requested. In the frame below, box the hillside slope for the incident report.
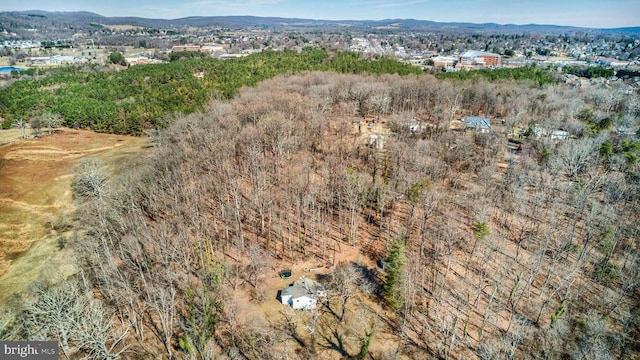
[2,72,639,359]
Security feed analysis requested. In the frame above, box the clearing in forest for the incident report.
[0,128,147,303]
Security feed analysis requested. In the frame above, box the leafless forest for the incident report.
[4,71,640,359]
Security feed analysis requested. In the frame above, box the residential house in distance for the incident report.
[125,56,149,65]
[531,126,548,138]
[518,125,547,139]
[172,44,207,53]
[616,126,638,137]
[410,124,427,133]
[279,276,327,310]
[596,57,632,67]
[457,50,501,67]
[29,55,86,65]
[29,56,52,65]
[369,134,385,149]
[465,116,491,133]
[550,130,570,140]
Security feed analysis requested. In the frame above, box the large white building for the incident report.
[457,50,501,66]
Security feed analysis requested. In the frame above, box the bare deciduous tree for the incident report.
[40,112,63,135]
[71,158,110,202]
[12,118,28,139]
[11,279,129,359]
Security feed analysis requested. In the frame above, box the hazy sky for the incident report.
[3,0,638,28]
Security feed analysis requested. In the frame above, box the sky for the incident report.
[3,0,639,29]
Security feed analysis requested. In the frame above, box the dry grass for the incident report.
[0,128,147,303]
[0,129,22,145]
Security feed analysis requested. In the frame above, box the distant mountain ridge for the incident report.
[2,10,639,35]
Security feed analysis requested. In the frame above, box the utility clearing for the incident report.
[0,128,146,303]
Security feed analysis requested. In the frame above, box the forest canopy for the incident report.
[435,65,557,86]
[0,49,422,134]
[1,60,639,358]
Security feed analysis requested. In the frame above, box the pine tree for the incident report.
[383,237,407,310]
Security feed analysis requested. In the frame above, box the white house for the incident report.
[368,134,385,149]
[410,124,427,133]
[532,127,548,138]
[550,130,570,140]
[279,277,326,310]
[616,126,638,137]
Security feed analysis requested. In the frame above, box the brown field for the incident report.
[0,128,147,303]
[0,129,22,145]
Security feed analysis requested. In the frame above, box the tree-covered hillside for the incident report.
[435,65,557,86]
[0,49,421,134]
[3,70,638,359]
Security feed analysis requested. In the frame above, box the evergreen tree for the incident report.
[108,52,126,66]
[383,236,407,311]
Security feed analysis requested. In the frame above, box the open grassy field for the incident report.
[0,128,147,303]
[0,129,21,145]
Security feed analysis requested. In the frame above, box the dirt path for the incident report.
[3,143,126,161]
[0,198,60,212]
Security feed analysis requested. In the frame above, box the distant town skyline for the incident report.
[3,0,638,29]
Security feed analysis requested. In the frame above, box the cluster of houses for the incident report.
[2,40,39,49]
[463,116,573,140]
[27,54,162,67]
[29,55,89,65]
[561,74,639,92]
[360,115,584,152]
[124,56,163,66]
[171,44,225,54]
[361,113,637,158]
[524,126,570,140]
[171,44,256,60]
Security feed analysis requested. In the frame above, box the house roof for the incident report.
[465,116,491,129]
[282,277,325,300]
[460,50,500,58]
[532,127,547,135]
[617,126,638,135]
[550,130,570,139]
